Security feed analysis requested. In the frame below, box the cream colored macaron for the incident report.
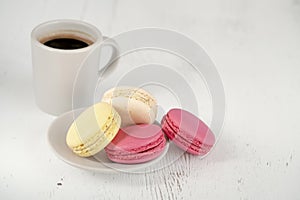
[66,102,121,157]
[101,87,157,127]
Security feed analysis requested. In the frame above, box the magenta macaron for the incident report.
[161,108,215,155]
[105,124,166,164]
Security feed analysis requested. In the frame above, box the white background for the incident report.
[0,0,300,199]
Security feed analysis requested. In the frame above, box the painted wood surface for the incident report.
[0,0,299,199]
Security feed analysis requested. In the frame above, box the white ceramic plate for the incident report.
[47,108,169,173]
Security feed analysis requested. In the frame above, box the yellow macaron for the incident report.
[66,102,121,157]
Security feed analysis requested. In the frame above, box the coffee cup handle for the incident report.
[98,36,119,76]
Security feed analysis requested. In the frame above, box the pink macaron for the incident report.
[105,124,166,164]
[161,108,215,155]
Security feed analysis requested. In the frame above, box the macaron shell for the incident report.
[66,102,121,157]
[166,109,215,146]
[72,113,121,157]
[161,119,211,155]
[105,124,166,164]
[161,108,215,155]
[67,103,113,146]
[106,139,166,164]
[105,124,163,152]
[101,87,157,127]
[105,133,165,156]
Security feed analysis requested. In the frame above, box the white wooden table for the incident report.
[1,0,299,199]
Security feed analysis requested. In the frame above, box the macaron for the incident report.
[105,124,166,164]
[66,102,121,157]
[101,86,157,127]
[161,108,215,155]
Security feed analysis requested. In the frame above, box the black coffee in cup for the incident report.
[41,34,93,50]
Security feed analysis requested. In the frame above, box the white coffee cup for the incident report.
[31,19,118,116]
